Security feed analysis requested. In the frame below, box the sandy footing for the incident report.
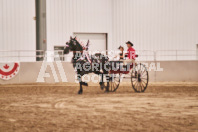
[0,83,198,131]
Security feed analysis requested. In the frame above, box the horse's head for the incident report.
[64,36,83,54]
[64,42,70,54]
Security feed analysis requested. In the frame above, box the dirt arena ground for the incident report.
[0,82,198,132]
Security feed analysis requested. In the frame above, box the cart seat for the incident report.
[125,54,138,58]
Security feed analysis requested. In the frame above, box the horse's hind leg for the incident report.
[94,71,104,90]
[104,74,110,92]
[99,74,105,90]
[99,73,109,92]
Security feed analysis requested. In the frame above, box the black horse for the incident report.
[64,36,110,94]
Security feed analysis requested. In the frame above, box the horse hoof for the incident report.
[84,82,88,86]
[105,88,109,92]
[78,90,83,94]
[99,82,104,90]
[105,90,109,93]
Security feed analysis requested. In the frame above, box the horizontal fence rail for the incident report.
[0,50,197,62]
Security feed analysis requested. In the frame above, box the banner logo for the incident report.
[0,62,20,80]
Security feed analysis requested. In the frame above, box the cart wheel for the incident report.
[102,73,121,92]
[131,63,149,92]
[108,73,121,92]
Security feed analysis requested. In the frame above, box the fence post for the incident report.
[61,50,64,61]
[154,51,156,61]
[176,50,177,60]
[18,51,20,62]
[154,51,156,82]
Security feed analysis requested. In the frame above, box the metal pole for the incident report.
[35,0,47,61]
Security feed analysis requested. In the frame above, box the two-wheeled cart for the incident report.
[105,57,149,92]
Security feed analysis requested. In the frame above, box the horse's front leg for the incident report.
[79,83,83,94]
[77,74,83,94]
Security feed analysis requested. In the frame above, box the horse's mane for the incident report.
[74,38,87,50]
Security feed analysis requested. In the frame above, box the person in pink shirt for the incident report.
[125,41,136,60]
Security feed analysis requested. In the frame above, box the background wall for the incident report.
[0,0,36,61]
[0,61,198,84]
[112,0,198,51]
[0,0,198,61]
[46,0,112,51]
[46,0,198,53]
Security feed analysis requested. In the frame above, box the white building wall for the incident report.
[47,0,198,50]
[46,0,198,60]
[46,0,112,50]
[0,0,36,61]
[1,0,197,61]
[112,0,198,51]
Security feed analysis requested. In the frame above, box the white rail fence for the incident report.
[0,50,197,62]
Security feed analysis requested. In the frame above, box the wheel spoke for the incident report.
[133,78,138,84]
[140,63,141,72]
[137,82,139,91]
[138,82,141,91]
[141,83,145,91]
[142,81,147,87]
[141,77,148,80]
[135,81,139,89]
[141,80,147,86]
[106,73,120,92]
[141,73,147,78]
[141,70,146,76]
[135,82,139,91]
